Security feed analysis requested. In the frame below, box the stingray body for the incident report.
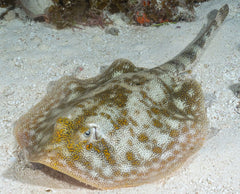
[14,5,229,190]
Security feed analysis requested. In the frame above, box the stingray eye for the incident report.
[84,129,91,137]
[85,124,99,141]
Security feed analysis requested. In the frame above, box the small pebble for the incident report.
[4,10,16,21]
[229,83,240,98]
[105,27,119,36]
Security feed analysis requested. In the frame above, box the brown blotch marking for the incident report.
[151,107,161,115]
[160,109,170,117]
[161,98,168,106]
[180,142,187,150]
[140,90,147,98]
[101,138,116,165]
[160,159,167,167]
[126,151,140,166]
[169,129,180,138]
[186,133,194,139]
[173,150,181,155]
[152,139,157,144]
[152,157,159,163]
[113,85,132,107]
[131,170,138,175]
[111,120,120,130]
[152,119,163,128]
[166,141,176,151]
[84,109,97,117]
[185,106,193,116]
[175,82,198,107]
[132,160,140,166]
[122,172,130,177]
[129,128,135,137]
[66,160,75,169]
[139,99,148,107]
[143,124,150,129]
[190,122,197,129]
[181,126,189,133]
[140,90,158,106]
[145,144,151,150]
[146,110,152,118]
[86,143,93,150]
[74,116,85,125]
[117,117,128,126]
[113,170,121,177]
[77,104,85,108]
[95,84,132,108]
[166,155,176,163]
[126,151,134,161]
[144,160,153,167]
[73,142,84,153]
[124,77,132,85]
[81,159,93,170]
[72,154,80,161]
[129,117,138,127]
[101,113,121,131]
[145,157,159,167]
[93,145,101,153]
[138,133,149,143]
[152,146,162,154]
[121,109,128,116]
[100,112,111,120]
[115,93,126,107]
[134,109,140,115]
[127,140,133,146]
[67,142,75,152]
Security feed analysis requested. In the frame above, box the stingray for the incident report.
[14,4,229,190]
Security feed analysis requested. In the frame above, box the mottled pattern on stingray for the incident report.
[14,5,229,190]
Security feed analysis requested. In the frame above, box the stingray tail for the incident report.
[154,4,229,73]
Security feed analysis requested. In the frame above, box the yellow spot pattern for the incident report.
[126,151,140,166]
[137,133,149,143]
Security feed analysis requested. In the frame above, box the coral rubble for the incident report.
[1,0,211,29]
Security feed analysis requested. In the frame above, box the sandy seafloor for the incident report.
[0,0,239,193]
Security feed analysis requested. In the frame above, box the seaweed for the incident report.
[3,0,210,29]
[47,0,90,29]
[46,0,211,28]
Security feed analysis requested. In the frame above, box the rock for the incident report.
[105,27,119,36]
[4,10,16,21]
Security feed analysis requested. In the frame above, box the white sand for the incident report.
[0,0,239,193]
